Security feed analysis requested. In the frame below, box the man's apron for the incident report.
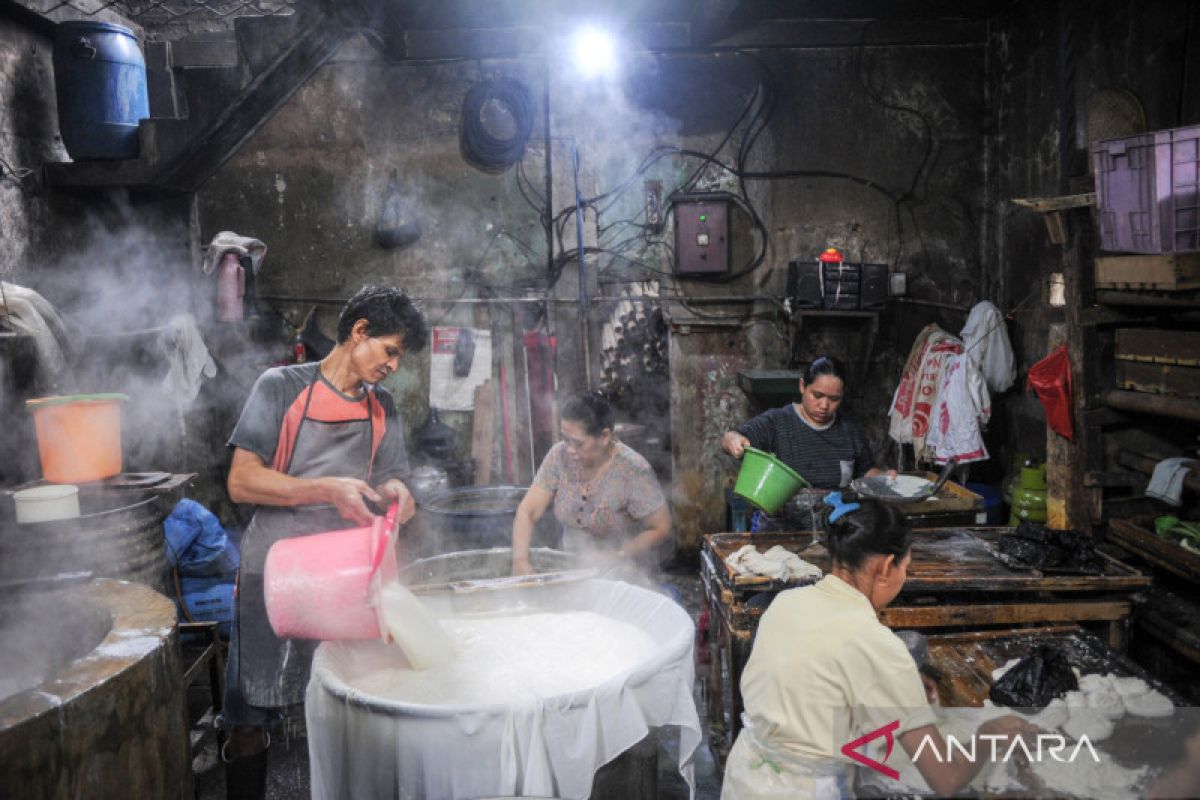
[232,380,380,709]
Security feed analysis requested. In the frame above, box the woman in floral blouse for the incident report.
[511,392,670,575]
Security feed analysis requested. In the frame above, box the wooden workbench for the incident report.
[757,478,986,530]
[700,529,1153,762]
[1104,516,1200,703]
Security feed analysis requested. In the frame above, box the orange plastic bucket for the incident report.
[26,393,128,484]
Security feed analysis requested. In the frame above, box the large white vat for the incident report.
[306,577,700,799]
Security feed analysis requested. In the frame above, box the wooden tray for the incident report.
[1107,517,1200,583]
[704,528,1150,595]
[927,624,1186,707]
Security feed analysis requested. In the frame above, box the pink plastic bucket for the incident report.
[263,507,396,640]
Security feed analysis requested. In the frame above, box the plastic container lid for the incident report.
[25,393,129,410]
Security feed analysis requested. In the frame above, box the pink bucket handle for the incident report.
[368,501,400,578]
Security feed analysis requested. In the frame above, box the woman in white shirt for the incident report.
[721,497,1036,799]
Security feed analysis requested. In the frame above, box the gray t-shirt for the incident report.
[737,405,873,489]
[227,362,410,484]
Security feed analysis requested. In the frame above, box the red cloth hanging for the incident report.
[1026,344,1074,440]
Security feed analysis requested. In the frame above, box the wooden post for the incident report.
[471,379,493,485]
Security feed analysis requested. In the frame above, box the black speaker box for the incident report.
[860,263,889,310]
[823,291,860,310]
[788,261,823,309]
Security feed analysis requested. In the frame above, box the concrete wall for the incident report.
[984,0,1200,476]
[197,28,989,552]
[15,2,1192,548]
[0,12,65,282]
[0,9,201,488]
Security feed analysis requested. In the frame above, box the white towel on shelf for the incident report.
[725,544,822,582]
[1146,457,1195,506]
[960,301,1016,393]
[201,231,267,275]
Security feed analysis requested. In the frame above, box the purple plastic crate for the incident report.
[1093,124,1200,254]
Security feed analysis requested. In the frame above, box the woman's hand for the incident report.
[721,431,751,459]
[376,479,416,526]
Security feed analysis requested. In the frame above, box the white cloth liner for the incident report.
[306,578,700,800]
[201,230,268,275]
[960,301,1016,393]
[1146,457,1195,506]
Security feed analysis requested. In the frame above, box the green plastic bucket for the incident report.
[733,447,809,514]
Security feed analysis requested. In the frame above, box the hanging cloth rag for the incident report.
[0,281,75,387]
[960,301,1016,393]
[159,313,217,403]
[1146,457,1196,506]
[888,324,962,457]
[923,351,991,464]
[201,231,268,275]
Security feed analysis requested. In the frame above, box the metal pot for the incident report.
[415,486,556,556]
[407,465,449,505]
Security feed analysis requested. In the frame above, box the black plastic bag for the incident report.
[997,522,1105,575]
[989,644,1078,709]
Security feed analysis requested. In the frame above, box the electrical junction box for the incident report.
[674,193,731,274]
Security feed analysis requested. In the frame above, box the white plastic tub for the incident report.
[13,485,81,524]
[305,578,700,800]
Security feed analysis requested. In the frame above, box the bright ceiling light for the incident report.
[572,26,617,78]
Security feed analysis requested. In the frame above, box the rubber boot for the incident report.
[223,726,269,800]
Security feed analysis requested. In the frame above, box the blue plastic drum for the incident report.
[53,21,149,160]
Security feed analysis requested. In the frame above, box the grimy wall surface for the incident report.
[199,25,989,551]
[10,3,1192,549]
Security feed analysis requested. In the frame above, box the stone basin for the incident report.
[0,579,190,798]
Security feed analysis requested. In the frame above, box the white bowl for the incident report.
[14,484,81,524]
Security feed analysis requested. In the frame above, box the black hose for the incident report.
[460,77,535,174]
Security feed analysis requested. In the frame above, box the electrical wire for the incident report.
[460,77,536,174]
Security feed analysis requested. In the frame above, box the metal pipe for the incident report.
[1102,389,1200,422]
[258,293,786,307]
[572,141,591,388]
